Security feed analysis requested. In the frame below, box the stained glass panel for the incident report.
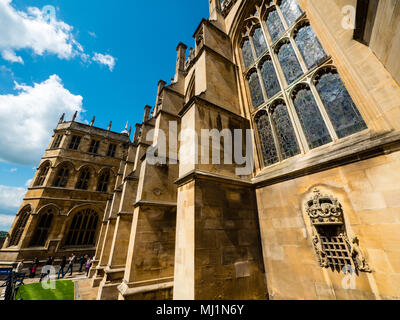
[248,71,265,108]
[266,9,285,42]
[261,58,281,99]
[272,103,301,159]
[252,27,267,57]
[241,39,254,68]
[295,25,327,69]
[277,42,303,84]
[280,0,303,27]
[316,72,367,138]
[256,112,279,166]
[293,87,332,149]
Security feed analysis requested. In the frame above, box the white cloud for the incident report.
[25,179,32,187]
[93,53,116,71]
[0,74,84,165]
[0,185,25,210]
[0,214,15,231]
[10,168,17,173]
[0,0,84,63]
[88,31,97,38]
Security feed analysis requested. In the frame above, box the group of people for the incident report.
[14,254,94,282]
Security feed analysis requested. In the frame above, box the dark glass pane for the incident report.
[266,9,285,42]
[277,42,303,84]
[248,71,265,107]
[272,103,301,159]
[293,87,332,149]
[256,113,279,166]
[316,72,367,138]
[242,39,254,68]
[295,25,327,69]
[252,27,267,57]
[261,58,281,98]
[280,0,303,26]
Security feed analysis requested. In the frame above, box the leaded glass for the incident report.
[279,0,303,26]
[241,39,254,68]
[266,9,285,42]
[316,72,367,138]
[252,27,267,57]
[295,25,327,69]
[248,71,265,107]
[277,42,303,84]
[272,103,301,159]
[256,112,279,166]
[261,58,281,98]
[293,87,332,149]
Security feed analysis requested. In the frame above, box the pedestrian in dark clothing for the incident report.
[29,257,39,278]
[57,256,67,279]
[85,256,93,277]
[39,256,53,282]
[63,253,76,278]
[78,255,86,273]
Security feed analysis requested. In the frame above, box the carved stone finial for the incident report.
[90,116,95,127]
[72,111,78,122]
[59,113,65,124]
[107,121,112,131]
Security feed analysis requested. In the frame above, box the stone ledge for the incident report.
[118,278,174,298]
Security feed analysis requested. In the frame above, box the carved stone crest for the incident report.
[306,189,344,226]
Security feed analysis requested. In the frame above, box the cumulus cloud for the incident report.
[0,0,116,70]
[0,185,25,210]
[0,0,84,63]
[0,74,84,165]
[0,214,15,231]
[93,53,116,71]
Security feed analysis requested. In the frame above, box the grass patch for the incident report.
[16,280,75,300]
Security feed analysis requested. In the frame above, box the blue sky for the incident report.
[0,0,209,230]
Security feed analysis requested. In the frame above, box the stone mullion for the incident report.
[256,66,268,103]
[309,79,339,141]
[289,35,308,75]
[267,109,284,162]
[281,91,309,154]
[275,3,289,31]
[252,108,268,168]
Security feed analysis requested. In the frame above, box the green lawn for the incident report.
[16,280,75,300]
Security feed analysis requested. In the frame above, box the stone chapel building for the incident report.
[1,0,400,300]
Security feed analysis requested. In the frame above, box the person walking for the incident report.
[57,256,67,279]
[78,255,86,273]
[39,256,53,282]
[29,257,39,278]
[85,256,93,277]
[63,253,76,278]
[15,259,24,273]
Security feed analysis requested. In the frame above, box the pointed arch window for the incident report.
[97,170,111,193]
[76,168,91,190]
[54,165,70,188]
[292,85,332,149]
[35,163,50,187]
[260,57,281,99]
[294,24,327,69]
[241,39,254,69]
[30,210,54,247]
[271,102,301,159]
[315,71,367,139]
[9,207,31,247]
[252,27,267,57]
[277,41,303,84]
[255,111,279,166]
[279,0,303,27]
[265,8,285,42]
[65,208,98,246]
[248,70,265,108]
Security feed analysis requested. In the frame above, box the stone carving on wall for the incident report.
[306,189,372,273]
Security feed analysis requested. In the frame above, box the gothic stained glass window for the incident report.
[295,25,327,69]
[241,39,254,68]
[293,87,332,149]
[30,211,54,247]
[277,42,304,84]
[279,0,303,27]
[261,58,281,98]
[266,9,285,42]
[272,102,301,159]
[248,71,265,107]
[252,27,267,57]
[255,112,279,165]
[315,72,367,139]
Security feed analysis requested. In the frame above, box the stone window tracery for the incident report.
[238,1,368,169]
[54,165,70,188]
[30,210,54,247]
[76,167,91,190]
[35,163,50,187]
[65,208,98,247]
[8,207,31,247]
[97,170,111,193]
[255,111,279,166]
